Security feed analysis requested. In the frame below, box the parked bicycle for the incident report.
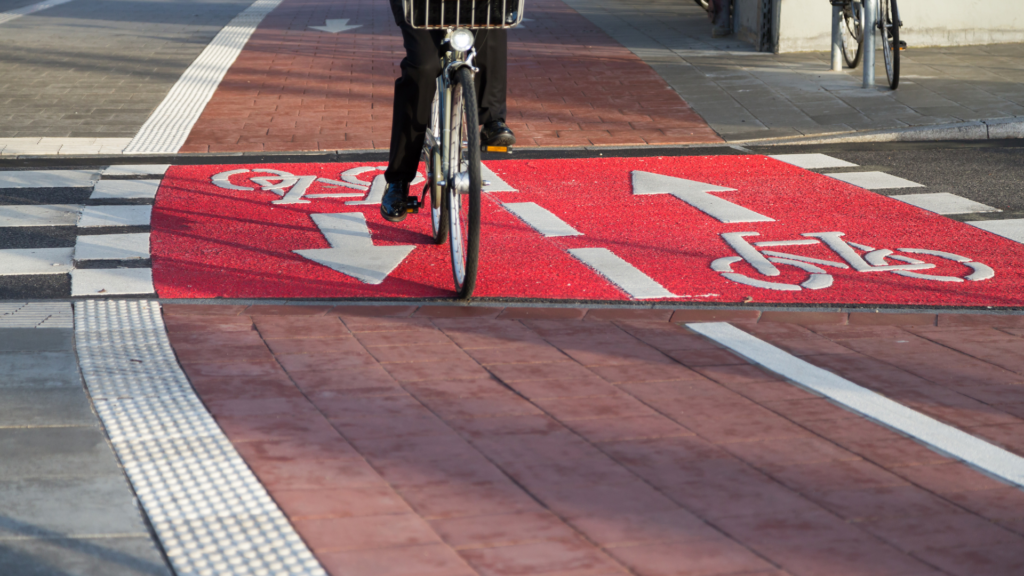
[402,0,523,298]
[830,0,904,89]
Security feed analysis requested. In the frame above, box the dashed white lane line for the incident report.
[124,0,285,154]
[74,233,151,261]
[482,163,517,192]
[0,0,75,26]
[768,153,858,169]
[90,180,161,200]
[969,219,1024,245]
[0,205,81,227]
[0,170,98,188]
[0,247,74,275]
[569,248,675,300]
[75,301,326,575]
[102,164,171,177]
[71,269,155,296]
[827,171,925,190]
[688,322,1024,489]
[503,202,582,237]
[891,192,1000,215]
[78,205,152,228]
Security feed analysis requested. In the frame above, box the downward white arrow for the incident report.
[309,18,362,33]
[294,213,414,285]
[632,170,774,223]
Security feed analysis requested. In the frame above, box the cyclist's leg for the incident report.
[474,28,507,126]
[384,0,444,185]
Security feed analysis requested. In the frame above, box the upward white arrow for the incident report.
[294,213,414,285]
[632,170,774,223]
[309,19,362,33]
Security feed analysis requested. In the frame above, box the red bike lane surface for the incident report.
[177,0,720,153]
[151,155,1024,305]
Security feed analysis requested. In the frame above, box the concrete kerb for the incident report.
[732,116,1024,146]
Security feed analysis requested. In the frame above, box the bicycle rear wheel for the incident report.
[840,1,863,69]
[880,0,900,89]
[446,66,481,299]
[426,87,447,244]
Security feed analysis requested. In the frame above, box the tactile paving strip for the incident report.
[124,0,284,154]
[75,300,326,576]
[0,302,74,328]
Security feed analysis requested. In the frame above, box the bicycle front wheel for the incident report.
[426,86,447,244]
[880,0,900,89]
[840,2,863,69]
[446,66,482,299]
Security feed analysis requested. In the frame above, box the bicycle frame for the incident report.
[426,31,478,197]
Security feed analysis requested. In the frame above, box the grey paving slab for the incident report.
[559,0,1024,143]
[0,0,256,138]
[0,476,149,538]
[0,351,81,387]
[0,328,72,352]
[0,387,96,428]
[0,427,121,479]
[0,536,172,576]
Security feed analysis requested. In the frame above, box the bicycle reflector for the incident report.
[450,28,475,52]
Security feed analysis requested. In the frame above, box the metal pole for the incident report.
[863,0,875,87]
[831,4,843,71]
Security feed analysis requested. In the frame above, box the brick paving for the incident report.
[164,304,1024,576]
[178,0,720,153]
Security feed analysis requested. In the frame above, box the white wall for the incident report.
[776,0,1024,53]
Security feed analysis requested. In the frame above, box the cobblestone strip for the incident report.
[75,299,327,576]
[0,0,74,26]
[124,0,284,154]
[690,321,1024,488]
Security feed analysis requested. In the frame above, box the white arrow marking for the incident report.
[294,213,414,285]
[632,170,773,223]
[569,248,675,300]
[309,19,362,33]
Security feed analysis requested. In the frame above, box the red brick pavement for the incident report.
[164,305,1024,576]
[179,0,721,154]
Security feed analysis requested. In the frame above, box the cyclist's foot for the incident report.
[381,181,411,223]
[481,121,515,148]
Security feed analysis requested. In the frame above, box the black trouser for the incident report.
[385,0,507,183]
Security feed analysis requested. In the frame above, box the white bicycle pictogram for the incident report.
[712,231,994,291]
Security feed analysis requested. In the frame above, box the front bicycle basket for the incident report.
[403,0,525,29]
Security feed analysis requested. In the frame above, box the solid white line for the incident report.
[124,0,284,154]
[687,322,1024,488]
[503,202,581,237]
[0,0,74,26]
[569,248,675,299]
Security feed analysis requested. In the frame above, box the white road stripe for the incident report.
[569,248,675,299]
[969,219,1024,245]
[79,206,153,228]
[71,269,155,296]
[74,233,151,261]
[891,192,1000,215]
[0,205,81,227]
[0,138,130,156]
[769,154,858,169]
[0,248,74,275]
[827,171,925,190]
[0,170,97,188]
[90,180,161,200]
[124,0,285,153]
[0,0,75,26]
[504,202,581,237]
[102,164,171,177]
[482,163,517,192]
[687,322,1024,489]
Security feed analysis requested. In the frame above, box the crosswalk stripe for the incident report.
[0,247,74,275]
[969,219,1024,245]
[0,170,98,188]
[90,180,161,200]
[0,205,81,227]
[891,192,1000,215]
[74,233,151,261]
[78,206,153,228]
[827,171,925,190]
[768,153,858,169]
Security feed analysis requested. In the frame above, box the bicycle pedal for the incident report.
[483,145,513,154]
[898,41,907,50]
[404,198,422,214]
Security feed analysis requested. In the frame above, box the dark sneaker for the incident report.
[380,181,411,223]
[481,121,516,148]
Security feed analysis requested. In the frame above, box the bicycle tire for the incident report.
[840,2,863,69]
[693,0,709,10]
[881,0,900,89]
[426,88,447,244]
[446,66,481,299]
